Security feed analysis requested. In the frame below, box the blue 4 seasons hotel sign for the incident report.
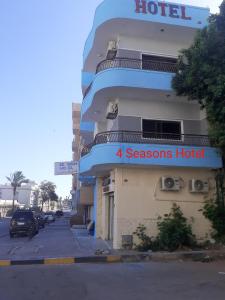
[135,0,192,20]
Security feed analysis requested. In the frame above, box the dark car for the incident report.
[55,210,64,217]
[9,210,39,238]
[35,213,46,229]
[44,211,56,223]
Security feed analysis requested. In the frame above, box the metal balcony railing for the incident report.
[96,57,177,74]
[83,57,177,99]
[81,131,210,157]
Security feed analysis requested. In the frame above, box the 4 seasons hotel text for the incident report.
[116,148,205,159]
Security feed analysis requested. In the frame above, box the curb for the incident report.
[0,254,148,267]
[0,251,225,267]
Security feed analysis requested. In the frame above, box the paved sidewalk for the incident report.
[71,227,112,256]
[0,218,112,260]
[2,218,225,266]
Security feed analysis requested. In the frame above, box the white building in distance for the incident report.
[0,181,38,208]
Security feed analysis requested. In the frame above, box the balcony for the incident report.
[79,131,222,176]
[97,57,177,74]
[79,131,222,175]
[83,57,177,99]
[81,131,210,157]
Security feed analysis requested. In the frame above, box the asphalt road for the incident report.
[1,261,225,300]
[0,216,110,260]
[0,218,10,238]
[0,216,81,260]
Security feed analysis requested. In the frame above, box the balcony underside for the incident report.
[80,142,222,176]
[81,68,178,121]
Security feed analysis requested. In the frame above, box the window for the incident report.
[142,54,177,72]
[142,119,182,140]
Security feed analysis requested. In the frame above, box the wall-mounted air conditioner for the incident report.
[106,102,118,120]
[102,174,115,194]
[161,177,180,191]
[189,179,209,193]
[106,41,117,59]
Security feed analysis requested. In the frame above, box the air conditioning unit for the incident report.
[106,102,118,120]
[189,179,209,193]
[161,177,180,191]
[106,41,117,59]
[102,174,115,194]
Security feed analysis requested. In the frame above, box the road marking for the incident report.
[0,260,10,267]
[107,256,121,263]
[44,258,75,265]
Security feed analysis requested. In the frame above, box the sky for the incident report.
[0,0,222,198]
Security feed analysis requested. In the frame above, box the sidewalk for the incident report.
[1,220,225,267]
[71,227,112,256]
[0,220,112,261]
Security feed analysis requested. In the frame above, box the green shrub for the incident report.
[133,204,196,252]
[203,201,225,241]
[202,171,225,242]
[156,204,196,251]
[133,224,158,252]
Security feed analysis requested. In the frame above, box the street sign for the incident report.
[54,161,78,175]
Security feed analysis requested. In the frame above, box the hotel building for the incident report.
[78,0,223,249]
[72,103,95,223]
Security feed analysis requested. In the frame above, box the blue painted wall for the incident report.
[79,175,96,185]
[80,143,222,174]
[81,68,174,119]
[80,121,95,132]
[82,72,95,88]
[83,0,209,64]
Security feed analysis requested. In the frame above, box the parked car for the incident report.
[55,210,63,217]
[35,213,46,229]
[44,212,55,223]
[9,210,39,238]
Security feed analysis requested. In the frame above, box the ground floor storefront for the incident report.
[94,167,217,249]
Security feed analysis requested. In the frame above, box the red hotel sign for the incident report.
[135,0,192,20]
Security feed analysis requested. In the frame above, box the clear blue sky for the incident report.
[0,0,221,198]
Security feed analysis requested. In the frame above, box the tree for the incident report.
[6,171,29,213]
[32,188,40,208]
[39,181,58,211]
[172,1,225,165]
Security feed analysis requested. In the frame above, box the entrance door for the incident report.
[108,194,114,241]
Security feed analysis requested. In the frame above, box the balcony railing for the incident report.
[81,131,210,157]
[96,57,177,74]
[83,57,177,99]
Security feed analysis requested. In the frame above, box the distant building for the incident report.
[0,200,20,217]
[0,181,38,208]
[72,103,94,223]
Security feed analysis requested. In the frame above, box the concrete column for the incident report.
[95,177,103,238]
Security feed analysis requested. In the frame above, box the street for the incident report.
[1,216,225,300]
[0,216,80,260]
[0,218,10,238]
[0,215,109,260]
[1,261,225,300]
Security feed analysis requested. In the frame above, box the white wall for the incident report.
[117,35,190,58]
[0,182,37,207]
[119,97,201,120]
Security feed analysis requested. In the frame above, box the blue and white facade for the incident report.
[79,0,222,249]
